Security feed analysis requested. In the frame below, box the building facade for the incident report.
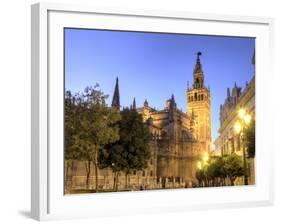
[65,52,212,193]
[213,53,255,185]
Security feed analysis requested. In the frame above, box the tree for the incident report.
[244,118,255,158]
[195,169,205,187]
[196,154,243,187]
[64,91,81,189]
[196,156,226,187]
[99,108,151,191]
[204,157,224,186]
[223,153,244,186]
[99,144,127,191]
[211,156,226,186]
[65,85,121,191]
[64,91,76,189]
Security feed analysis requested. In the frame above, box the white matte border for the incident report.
[31,2,274,221]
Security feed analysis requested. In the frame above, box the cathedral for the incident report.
[111,52,211,188]
[65,52,212,192]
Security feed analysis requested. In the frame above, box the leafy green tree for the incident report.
[196,156,226,187]
[65,91,84,190]
[223,153,244,186]
[208,157,226,186]
[65,91,75,161]
[195,169,205,187]
[65,91,76,188]
[216,156,227,185]
[99,108,151,191]
[196,154,243,187]
[99,144,127,191]
[65,85,121,191]
[244,118,255,158]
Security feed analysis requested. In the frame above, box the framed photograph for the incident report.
[31,2,274,221]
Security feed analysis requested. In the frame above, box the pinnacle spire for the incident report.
[171,94,175,103]
[193,52,203,74]
[111,77,120,110]
[144,99,148,107]
[132,97,136,110]
[192,52,205,89]
[168,94,176,122]
[227,87,231,99]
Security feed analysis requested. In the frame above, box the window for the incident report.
[150,170,153,176]
[142,171,145,176]
[195,93,197,101]
[133,170,136,175]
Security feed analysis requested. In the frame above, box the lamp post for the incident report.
[202,152,209,165]
[197,153,209,187]
[234,108,251,185]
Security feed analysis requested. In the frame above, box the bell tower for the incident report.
[187,52,212,152]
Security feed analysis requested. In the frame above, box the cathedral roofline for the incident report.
[219,75,255,132]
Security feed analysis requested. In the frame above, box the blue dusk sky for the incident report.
[64,28,255,143]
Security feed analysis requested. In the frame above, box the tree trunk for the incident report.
[94,162,98,192]
[64,160,68,193]
[71,160,74,186]
[125,172,129,189]
[64,160,70,188]
[116,172,119,191]
[230,178,235,186]
[64,160,74,192]
[85,160,91,189]
[94,150,99,192]
[219,177,222,186]
[113,172,116,191]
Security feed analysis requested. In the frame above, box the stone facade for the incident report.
[65,52,212,193]
[213,53,255,185]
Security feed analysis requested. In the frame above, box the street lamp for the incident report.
[197,161,202,170]
[234,121,242,134]
[234,108,252,185]
[238,108,246,118]
[202,152,209,165]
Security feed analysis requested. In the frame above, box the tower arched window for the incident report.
[195,93,197,101]
[196,78,200,88]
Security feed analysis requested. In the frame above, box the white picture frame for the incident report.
[31,2,275,221]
